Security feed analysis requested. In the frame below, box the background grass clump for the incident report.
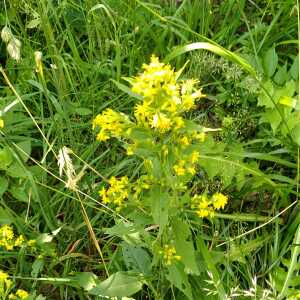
[0,0,299,299]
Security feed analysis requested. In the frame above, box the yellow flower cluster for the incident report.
[9,289,29,299]
[0,225,26,251]
[132,175,152,199]
[0,269,29,299]
[99,176,129,211]
[131,55,205,132]
[0,269,12,294]
[0,118,4,128]
[160,245,181,266]
[191,193,228,218]
[93,108,131,141]
[0,225,35,251]
[173,151,200,176]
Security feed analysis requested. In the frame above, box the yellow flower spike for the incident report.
[0,118,4,128]
[212,193,228,210]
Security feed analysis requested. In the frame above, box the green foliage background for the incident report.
[0,0,299,299]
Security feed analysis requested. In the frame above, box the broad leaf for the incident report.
[166,264,193,300]
[89,272,143,297]
[172,220,199,275]
[151,188,169,235]
[122,243,152,275]
[263,48,278,78]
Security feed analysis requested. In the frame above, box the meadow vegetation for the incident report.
[0,0,299,299]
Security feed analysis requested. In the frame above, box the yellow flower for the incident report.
[187,166,196,175]
[93,109,131,141]
[96,129,109,142]
[126,146,134,155]
[161,245,181,265]
[179,136,190,146]
[190,151,200,163]
[0,225,14,240]
[0,270,9,282]
[0,118,4,128]
[151,113,171,132]
[0,225,14,250]
[173,160,186,176]
[134,103,151,123]
[212,193,228,210]
[193,131,206,142]
[99,176,130,210]
[14,235,25,247]
[16,289,29,299]
[173,117,184,130]
[182,94,195,110]
[27,240,36,247]
[191,195,215,218]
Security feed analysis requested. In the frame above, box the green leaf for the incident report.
[31,258,44,278]
[0,177,8,197]
[226,237,267,263]
[289,54,299,80]
[122,243,152,275]
[0,207,13,224]
[9,184,28,202]
[26,18,41,29]
[111,79,142,100]
[89,272,143,297]
[291,124,300,146]
[72,272,98,291]
[151,188,169,235]
[257,81,274,108]
[172,220,199,275]
[15,140,31,162]
[166,264,193,300]
[104,221,142,244]
[75,107,92,116]
[6,162,28,178]
[0,147,13,170]
[197,236,226,299]
[263,48,278,78]
[260,109,282,134]
[274,62,288,85]
[164,42,256,76]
